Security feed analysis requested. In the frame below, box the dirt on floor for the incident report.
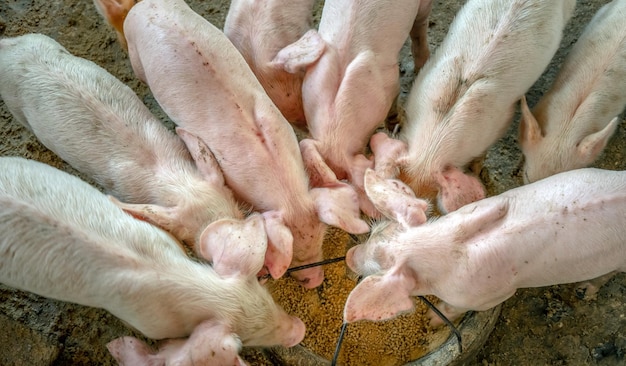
[1,0,625,365]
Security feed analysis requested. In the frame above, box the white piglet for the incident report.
[345,168,626,325]
[224,0,322,128]
[371,0,575,213]
[0,157,305,365]
[113,0,369,287]
[0,33,261,275]
[290,0,433,217]
[519,0,626,184]
[107,321,247,366]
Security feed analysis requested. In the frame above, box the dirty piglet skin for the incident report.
[345,168,626,326]
[370,0,576,213]
[285,0,432,218]
[519,0,626,184]
[0,33,265,275]
[0,157,306,365]
[223,0,320,128]
[120,0,369,288]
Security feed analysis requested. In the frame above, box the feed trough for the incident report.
[267,228,501,366]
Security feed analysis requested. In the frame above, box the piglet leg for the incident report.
[409,0,433,70]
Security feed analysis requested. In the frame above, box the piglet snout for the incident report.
[282,316,306,348]
[345,245,362,274]
[290,266,324,289]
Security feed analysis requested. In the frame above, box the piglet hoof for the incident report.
[573,272,617,301]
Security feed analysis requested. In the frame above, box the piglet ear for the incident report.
[262,211,294,279]
[363,169,428,229]
[107,336,163,366]
[344,267,417,323]
[436,167,485,214]
[272,29,326,73]
[169,320,245,366]
[199,214,268,279]
[576,116,619,165]
[176,127,226,186]
[310,184,370,234]
[518,95,543,147]
[445,198,509,240]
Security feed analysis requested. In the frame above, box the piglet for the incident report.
[519,0,626,184]
[110,0,370,288]
[107,320,246,366]
[281,0,432,217]
[0,33,261,274]
[371,0,575,213]
[345,168,626,325]
[223,0,322,128]
[0,157,305,362]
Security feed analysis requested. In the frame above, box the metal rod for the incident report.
[259,256,347,281]
[285,256,346,273]
[418,296,463,354]
[331,322,349,366]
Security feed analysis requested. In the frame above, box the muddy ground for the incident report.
[1,0,625,365]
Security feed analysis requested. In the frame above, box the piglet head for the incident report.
[519,96,620,184]
[286,179,369,289]
[347,168,430,275]
[343,169,431,323]
[206,215,304,347]
[344,221,422,324]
